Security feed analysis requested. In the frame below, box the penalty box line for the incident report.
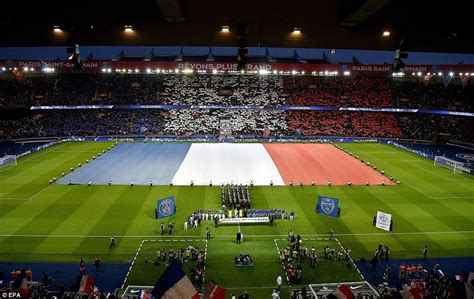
[274,237,365,286]
[334,238,364,280]
[274,239,291,288]
[0,184,54,201]
[121,238,208,289]
[274,237,334,288]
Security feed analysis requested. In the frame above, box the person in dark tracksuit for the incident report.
[109,236,116,248]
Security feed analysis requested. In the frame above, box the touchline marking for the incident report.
[0,159,54,182]
[27,184,53,200]
[274,239,291,287]
[0,184,54,201]
[0,143,68,174]
[203,239,208,284]
[147,239,206,242]
[335,238,364,280]
[122,238,206,288]
[402,159,471,182]
[54,151,101,153]
[2,231,474,238]
[122,239,145,289]
[402,180,474,200]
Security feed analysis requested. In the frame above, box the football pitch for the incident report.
[0,141,473,297]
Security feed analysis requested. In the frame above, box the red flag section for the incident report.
[79,275,94,295]
[400,286,424,299]
[204,280,226,299]
[332,284,354,298]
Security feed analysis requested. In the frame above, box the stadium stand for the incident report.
[286,111,403,138]
[1,74,473,142]
[0,110,166,138]
[397,114,474,141]
[161,74,284,106]
[1,74,473,109]
[283,77,392,107]
[162,109,287,136]
[390,78,474,111]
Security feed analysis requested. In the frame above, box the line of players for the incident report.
[221,184,251,208]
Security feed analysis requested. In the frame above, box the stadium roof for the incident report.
[0,0,473,53]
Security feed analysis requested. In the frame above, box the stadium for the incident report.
[0,1,474,298]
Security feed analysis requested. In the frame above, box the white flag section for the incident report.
[171,143,285,186]
[376,211,392,232]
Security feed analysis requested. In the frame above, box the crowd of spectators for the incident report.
[0,77,45,106]
[0,110,166,138]
[161,74,284,106]
[1,109,473,142]
[162,109,288,136]
[397,114,474,141]
[1,73,472,109]
[1,108,473,142]
[96,74,162,104]
[286,111,403,138]
[379,264,456,298]
[1,73,473,142]
[390,78,474,111]
[0,284,114,299]
[0,73,284,106]
[284,77,392,107]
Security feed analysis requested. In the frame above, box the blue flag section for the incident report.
[317,196,339,217]
[157,196,176,219]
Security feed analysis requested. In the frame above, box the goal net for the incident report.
[0,155,17,167]
[434,156,465,174]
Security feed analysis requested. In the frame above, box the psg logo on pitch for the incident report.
[158,198,175,218]
[321,198,336,215]
[317,195,339,217]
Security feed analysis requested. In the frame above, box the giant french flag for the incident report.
[151,260,200,299]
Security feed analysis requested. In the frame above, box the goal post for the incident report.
[0,155,17,167]
[434,156,465,174]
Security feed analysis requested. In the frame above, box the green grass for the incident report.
[1,141,473,298]
[126,239,206,286]
[125,237,362,298]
